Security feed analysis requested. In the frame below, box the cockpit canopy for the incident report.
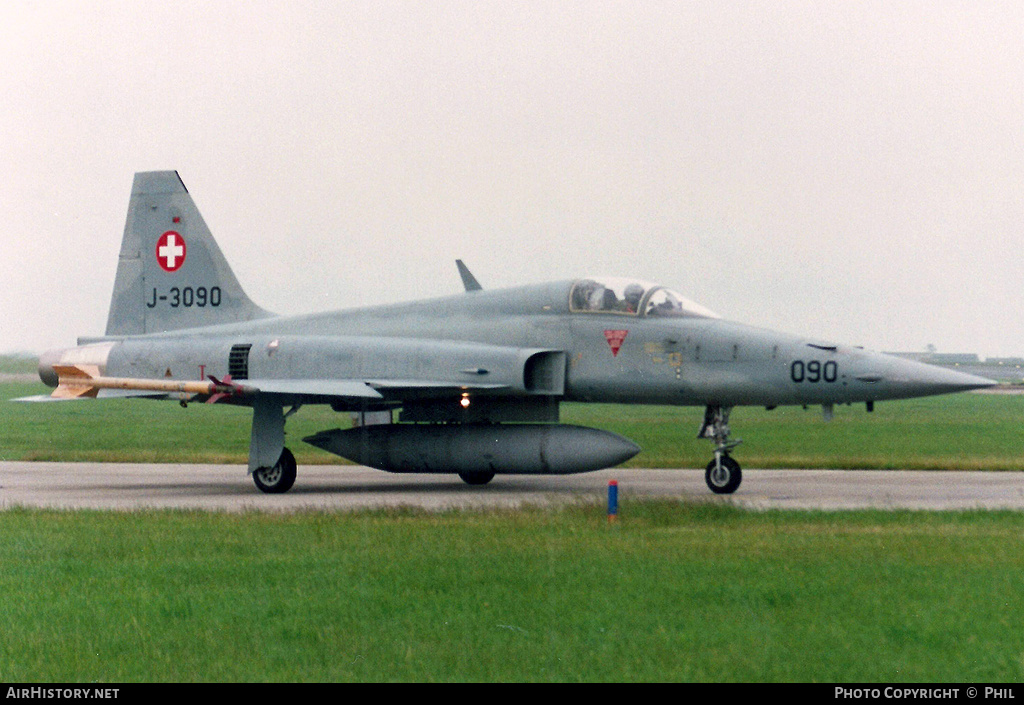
[569,277,720,319]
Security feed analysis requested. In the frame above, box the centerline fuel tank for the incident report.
[303,423,640,475]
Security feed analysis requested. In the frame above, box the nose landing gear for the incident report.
[699,406,742,494]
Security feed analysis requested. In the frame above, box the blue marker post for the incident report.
[608,480,618,523]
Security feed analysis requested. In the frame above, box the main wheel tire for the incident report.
[705,455,742,495]
[458,471,495,486]
[253,447,297,494]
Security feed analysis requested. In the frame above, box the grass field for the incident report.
[3,369,1024,682]
[2,503,1024,682]
[0,356,36,374]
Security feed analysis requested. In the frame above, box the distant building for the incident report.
[987,357,1024,366]
[886,351,980,365]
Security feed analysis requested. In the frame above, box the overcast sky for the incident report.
[2,1,1021,358]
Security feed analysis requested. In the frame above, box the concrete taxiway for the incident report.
[2,462,1024,512]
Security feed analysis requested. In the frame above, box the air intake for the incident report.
[228,344,252,380]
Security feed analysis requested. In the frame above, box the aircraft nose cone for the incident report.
[937,370,997,393]
[874,356,996,398]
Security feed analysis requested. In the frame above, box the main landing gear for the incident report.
[253,447,297,494]
[699,405,742,494]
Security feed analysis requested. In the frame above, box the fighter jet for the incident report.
[19,171,995,494]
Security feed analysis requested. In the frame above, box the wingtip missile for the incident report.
[49,365,250,401]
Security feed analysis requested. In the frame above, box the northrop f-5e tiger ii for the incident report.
[19,171,995,494]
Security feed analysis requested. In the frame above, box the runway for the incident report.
[3,462,1024,512]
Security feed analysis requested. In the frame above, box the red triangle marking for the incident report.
[604,330,629,357]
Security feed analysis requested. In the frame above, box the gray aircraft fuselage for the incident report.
[78,279,985,410]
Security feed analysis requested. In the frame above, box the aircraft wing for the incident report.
[368,379,509,391]
[254,379,510,397]
[14,375,509,405]
[23,338,564,406]
[241,378,511,406]
[247,379,384,399]
[240,378,514,408]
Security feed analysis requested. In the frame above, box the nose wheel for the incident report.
[699,405,743,494]
[705,454,742,494]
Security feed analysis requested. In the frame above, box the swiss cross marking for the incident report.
[604,329,629,357]
[156,231,187,272]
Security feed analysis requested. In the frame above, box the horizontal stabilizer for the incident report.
[12,388,170,402]
[13,394,93,403]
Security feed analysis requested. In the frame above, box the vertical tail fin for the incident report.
[105,171,273,335]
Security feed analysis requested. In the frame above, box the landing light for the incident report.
[460,394,471,408]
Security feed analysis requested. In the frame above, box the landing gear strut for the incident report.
[699,406,742,494]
